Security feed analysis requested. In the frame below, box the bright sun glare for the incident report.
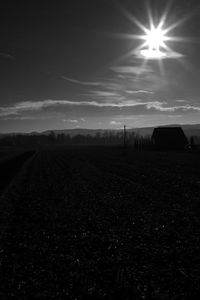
[141,23,168,59]
[122,4,189,61]
[145,25,166,50]
[117,3,191,63]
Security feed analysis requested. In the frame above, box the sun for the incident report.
[118,5,189,61]
[114,3,192,64]
[144,25,166,50]
[140,23,168,59]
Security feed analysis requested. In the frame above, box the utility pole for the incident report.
[123,125,127,150]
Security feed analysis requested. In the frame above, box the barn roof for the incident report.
[151,126,188,149]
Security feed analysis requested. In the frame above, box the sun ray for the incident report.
[109,32,147,41]
[158,57,165,76]
[136,58,148,78]
[136,40,150,51]
[176,57,194,73]
[109,47,137,67]
[164,6,199,35]
[116,2,149,33]
[146,2,154,29]
[158,0,174,28]
[160,43,173,52]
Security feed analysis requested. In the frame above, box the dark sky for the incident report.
[1,0,200,132]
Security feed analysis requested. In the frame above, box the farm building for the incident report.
[151,127,188,150]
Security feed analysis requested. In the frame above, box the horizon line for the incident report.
[1,123,200,135]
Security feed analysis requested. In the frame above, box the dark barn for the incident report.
[151,127,188,150]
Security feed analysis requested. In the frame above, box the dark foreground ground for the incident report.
[0,146,200,299]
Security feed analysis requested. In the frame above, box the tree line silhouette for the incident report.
[0,131,152,149]
[0,131,198,150]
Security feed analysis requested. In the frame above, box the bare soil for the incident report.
[0,146,199,299]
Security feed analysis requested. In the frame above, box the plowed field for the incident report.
[0,147,199,299]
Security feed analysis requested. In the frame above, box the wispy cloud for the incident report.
[63,117,86,123]
[90,91,120,97]
[61,76,102,86]
[167,115,183,118]
[0,99,159,117]
[134,49,184,60]
[2,116,38,121]
[0,99,150,116]
[108,64,165,94]
[1,100,200,119]
[1,112,65,121]
[103,82,122,91]
[175,99,187,103]
[63,119,78,123]
[0,52,14,60]
[111,66,153,75]
[126,90,153,94]
[147,102,200,112]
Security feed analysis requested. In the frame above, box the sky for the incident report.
[0,0,200,132]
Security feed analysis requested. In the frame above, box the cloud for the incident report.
[61,76,102,86]
[0,52,14,60]
[162,51,184,59]
[134,49,184,60]
[0,99,152,117]
[110,121,122,126]
[147,102,200,112]
[80,118,86,122]
[1,112,65,121]
[126,90,153,94]
[111,66,152,75]
[175,99,187,103]
[63,119,78,123]
[1,99,200,119]
[90,91,120,97]
[108,64,166,93]
[0,101,56,116]
[103,82,122,91]
[167,115,183,118]
[2,116,38,121]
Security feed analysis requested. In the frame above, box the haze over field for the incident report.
[0,0,200,132]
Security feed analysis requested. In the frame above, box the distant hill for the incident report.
[42,128,152,137]
[42,124,200,138]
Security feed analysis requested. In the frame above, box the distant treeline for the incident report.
[0,131,199,150]
[0,131,152,149]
